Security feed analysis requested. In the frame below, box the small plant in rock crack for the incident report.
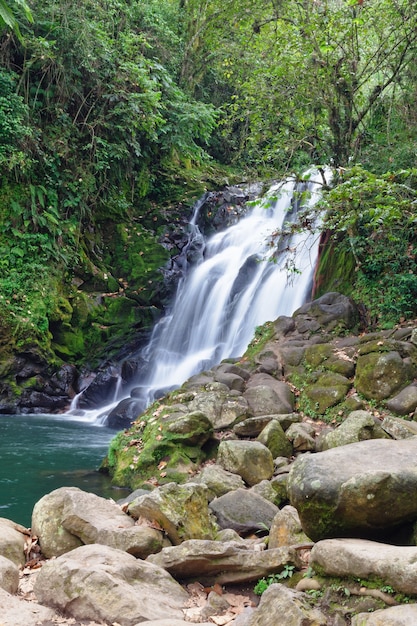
[253,565,296,595]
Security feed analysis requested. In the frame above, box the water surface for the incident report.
[0,414,121,527]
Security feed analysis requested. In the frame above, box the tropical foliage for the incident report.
[0,0,416,373]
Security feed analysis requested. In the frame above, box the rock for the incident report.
[304,371,352,413]
[0,587,57,625]
[319,410,390,450]
[233,413,301,437]
[244,383,294,416]
[188,389,249,429]
[351,605,417,625]
[386,384,417,415]
[0,518,27,567]
[216,440,274,486]
[355,351,412,401]
[249,479,279,504]
[32,486,163,558]
[310,538,417,596]
[381,415,417,439]
[285,422,316,451]
[294,292,359,331]
[192,463,246,499]
[209,488,279,534]
[0,555,19,594]
[147,539,301,585]
[128,482,218,545]
[33,544,189,625]
[268,505,312,549]
[257,419,293,458]
[288,437,417,541]
[244,583,328,625]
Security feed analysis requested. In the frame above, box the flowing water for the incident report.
[116,169,329,410]
[1,169,329,525]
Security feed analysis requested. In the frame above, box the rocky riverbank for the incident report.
[2,292,417,625]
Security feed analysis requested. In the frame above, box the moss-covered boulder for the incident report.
[127,482,218,545]
[288,437,417,542]
[355,350,413,401]
[303,372,352,413]
[103,407,213,489]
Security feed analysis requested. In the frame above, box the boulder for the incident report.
[33,544,189,625]
[127,482,218,545]
[192,463,245,499]
[268,505,312,549]
[256,419,293,458]
[381,415,417,440]
[0,555,19,594]
[0,518,27,567]
[293,292,359,331]
[233,413,301,437]
[243,383,294,416]
[244,583,327,626]
[216,440,274,486]
[0,588,57,625]
[319,410,390,450]
[310,538,417,596]
[147,539,301,585]
[32,486,163,558]
[303,371,351,413]
[288,437,417,541]
[355,351,412,401]
[188,389,249,429]
[386,384,417,416]
[285,422,316,451]
[351,605,417,625]
[209,488,279,534]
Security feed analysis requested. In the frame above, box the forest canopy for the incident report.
[0,0,416,372]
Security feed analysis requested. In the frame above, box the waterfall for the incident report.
[71,168,330,424]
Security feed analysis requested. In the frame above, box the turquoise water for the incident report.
[0,414,125,528]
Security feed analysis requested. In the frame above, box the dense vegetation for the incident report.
[0,0,416,406]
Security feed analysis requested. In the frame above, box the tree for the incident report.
[179,0,417,170]
[0,0,32,40]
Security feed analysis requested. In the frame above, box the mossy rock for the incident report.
[103,409,213,490]
[355,351,413,401]
[303,372,352,414]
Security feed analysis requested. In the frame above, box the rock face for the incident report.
[33,544,189,625]
[288,437,417,541]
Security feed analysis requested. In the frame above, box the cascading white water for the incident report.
[70,168,330,423]
[136,169,328,406]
